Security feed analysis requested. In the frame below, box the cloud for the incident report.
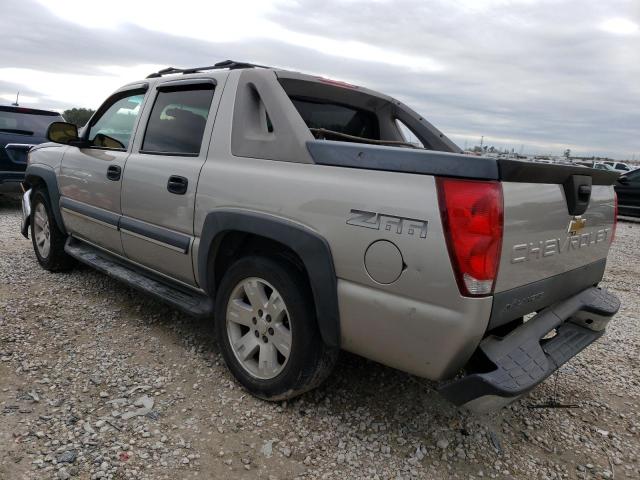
[600,17,639,35]
[1,0,638,158]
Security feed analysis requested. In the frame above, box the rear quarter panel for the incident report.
[193,73,492,379]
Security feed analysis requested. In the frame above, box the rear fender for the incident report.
[198,210,340,347]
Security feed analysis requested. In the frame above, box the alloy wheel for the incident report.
[226,277,292,380]
[33,202,51,259]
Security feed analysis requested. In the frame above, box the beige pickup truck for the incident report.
[19,60,620,411]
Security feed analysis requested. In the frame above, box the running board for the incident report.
[64,239,214,318]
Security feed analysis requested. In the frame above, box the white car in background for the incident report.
[593,163,617,172]
[603,161,634,173]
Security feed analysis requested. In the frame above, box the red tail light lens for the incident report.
[436,178,504,297]
[612,192,618,243]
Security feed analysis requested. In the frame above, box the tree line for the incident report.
[62,108,96,127]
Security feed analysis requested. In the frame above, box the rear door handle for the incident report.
[167,175,188,195]
[107,165,121,181]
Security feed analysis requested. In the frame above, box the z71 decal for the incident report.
[347,209,428,238]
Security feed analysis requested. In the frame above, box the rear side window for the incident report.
[142,85,214,156]
[291,98,379,140]
[0,107,63,136]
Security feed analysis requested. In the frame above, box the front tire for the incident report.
[30,189,74,272]
[215,256,337,400]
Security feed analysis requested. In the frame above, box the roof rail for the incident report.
[146,60,271,78]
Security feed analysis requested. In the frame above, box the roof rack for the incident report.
[146,60,270,78]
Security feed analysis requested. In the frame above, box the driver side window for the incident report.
[87,92,145,150]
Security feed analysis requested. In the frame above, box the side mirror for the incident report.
[618,176,629,185]
[46,121,80,145]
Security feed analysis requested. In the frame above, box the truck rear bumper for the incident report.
[438,286,620,411]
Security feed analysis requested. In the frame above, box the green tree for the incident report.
[62,108,95,127]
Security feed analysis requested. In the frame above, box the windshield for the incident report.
[0,107,63,136]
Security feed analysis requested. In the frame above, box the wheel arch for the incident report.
[24,164,66,234]
[198,210,340,348]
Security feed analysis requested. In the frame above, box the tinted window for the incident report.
[291,98,379,140]
[142,86,214,155]
[88,93,144,150]
[0,107,63,136]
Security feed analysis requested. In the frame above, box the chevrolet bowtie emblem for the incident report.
[568,216,586,236]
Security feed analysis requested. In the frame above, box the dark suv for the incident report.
[1,105,64,193]
[615,168,640,217]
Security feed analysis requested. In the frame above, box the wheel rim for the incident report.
[226,277,292,380]
[33,203,51,259]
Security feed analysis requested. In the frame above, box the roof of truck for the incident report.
[143,59,395,104]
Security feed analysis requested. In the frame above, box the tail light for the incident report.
[612,192,618,243]
[436,178,504,297]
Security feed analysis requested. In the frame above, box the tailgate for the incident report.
[490,161,618,326]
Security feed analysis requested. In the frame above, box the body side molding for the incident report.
[59,197,191,253]
[198,210,340,347]
[60,196,120,227]
[120,217,191,253]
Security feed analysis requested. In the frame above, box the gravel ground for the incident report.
[0,194,638,480]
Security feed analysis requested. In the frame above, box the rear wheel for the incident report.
[215,256,337,400]
[30,189,74,271]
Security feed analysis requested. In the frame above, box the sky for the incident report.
[1,0,638,159]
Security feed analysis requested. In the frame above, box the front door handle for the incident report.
[167,175,188,195]
[107,165,121,181]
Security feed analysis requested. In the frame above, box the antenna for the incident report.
[12,91,19,106]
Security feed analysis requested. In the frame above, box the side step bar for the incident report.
[64,239,214,318]
[438,287,620,412]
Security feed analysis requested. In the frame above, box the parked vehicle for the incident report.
[603,161,633,173]
[19,60,620,411]
[615,169,640,217]
[593,162,617,172]
[1,105,64,193]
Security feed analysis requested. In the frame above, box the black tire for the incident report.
[215,256,337,400]
[30,189,75,272]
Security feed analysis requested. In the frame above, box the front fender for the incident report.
[23,164,66,234]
